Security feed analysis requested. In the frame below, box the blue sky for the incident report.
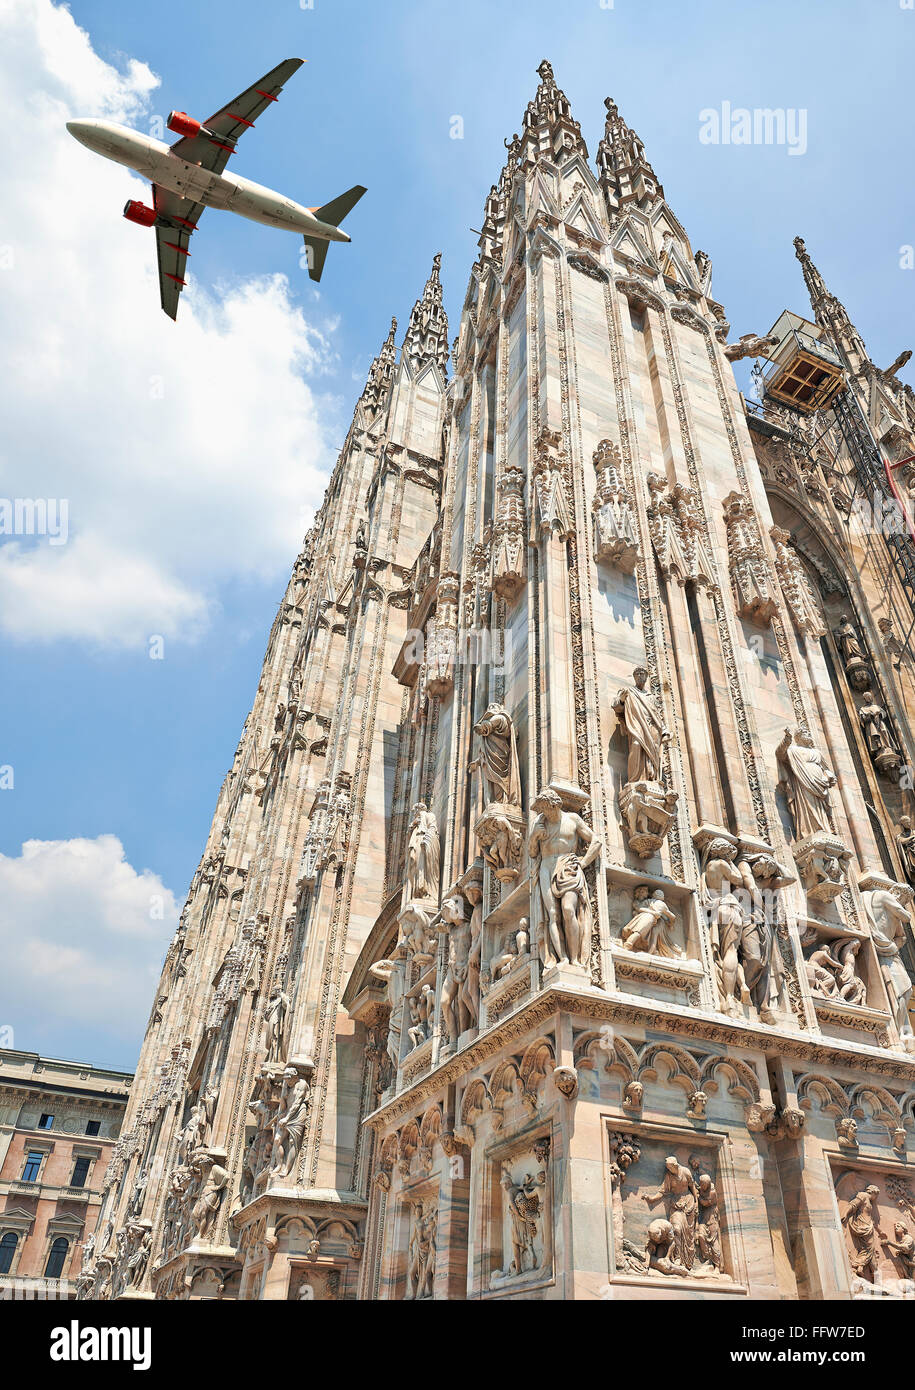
[0,0,912,1070]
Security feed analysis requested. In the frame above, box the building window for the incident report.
[21,1149,44,1182]
[38,1113,54,1130]
[71,1156,91,1187]
[85,1120,101,1136]
[0,1233,17,1275]
[44,1237,68,1280]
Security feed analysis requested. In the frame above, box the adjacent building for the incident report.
[80,61,915,1300]
[0,1049,131,1296]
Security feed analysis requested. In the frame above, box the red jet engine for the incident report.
[123,200,157,227]
[167,110,201,139]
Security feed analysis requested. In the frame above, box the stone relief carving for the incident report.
[404,1199,436,1300]
[804,937,867,1007]
[619,885,681,958]
[424,573,460,700]
[492,1136,552,1287]
[722,491,776,625]
[528,787,601,974]
[591,439,638,572]
[840,1181,885,1283]
[610,1136,726,1281]
[769,527,826,638]
[487,918,530,983]
[613,667,678,857]
[645,474,715,588]
[491,466,527,601]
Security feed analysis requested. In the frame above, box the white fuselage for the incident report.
[65,119,348,242]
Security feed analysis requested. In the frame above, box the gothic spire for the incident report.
[793,236,830,309]
[516,59,588,167]
[793,236,869,373]
[401,253,449,376]
[360,316,398,411]
[596,95,663,213]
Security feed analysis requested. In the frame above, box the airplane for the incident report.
[66,58,365,320]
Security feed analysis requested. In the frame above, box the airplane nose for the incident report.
[66,119,99,148]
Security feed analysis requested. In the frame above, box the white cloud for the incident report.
[0,0,339,648]
[0,835,177,1060]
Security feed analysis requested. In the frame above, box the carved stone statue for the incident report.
[898,816,915,887]
[405,803,441,903]
[501,1166,545,1277]
[405,1200,436,1300]
[399,901,434,963]
[834,937,867,1006]
[859,690,902,777]
[841,1185,884,1282]
[805,938,866,1007]
[471,703,522,807]
[528,788,601,972]
[613,668,678,857]
[777,728,836,840]
[368,945,406,1073]
[271,1067,311,1179]
[264,987,289,1065]
[737,846,792,1023]
[440,894,480,1044]
[488,918,529,981]
[614,667,664,784]
[192,1163,227,1242]
[641,1156,699,1271]
[406,984,434,1049]
[620,886,680,958]
[699,837,752,1018]
[696,1172,723,1274]
[834,617,872,690]
[882,1221,915,1279]
[861,875,915,1046]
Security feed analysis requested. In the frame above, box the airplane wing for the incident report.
[169,58,305,178]
[152,186,204,320]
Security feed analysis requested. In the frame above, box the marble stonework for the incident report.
[79,61,915,1302]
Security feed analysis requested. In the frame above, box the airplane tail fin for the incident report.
[314,184,367,229]
[303,185,366,283]
[303,236,329,283]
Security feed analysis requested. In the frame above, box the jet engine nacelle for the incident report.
[123,200,157,227]
[167,110,201,139]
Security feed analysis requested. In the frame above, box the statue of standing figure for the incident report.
[777,728,837,840]
[613,666,665,785]
[861,878,914,1045]
[264,986,290,1064]
[897,816,915,887]
[471,703,522,807]
[528,788,602,972]
[405,803,441,902]
[858,690,902,776]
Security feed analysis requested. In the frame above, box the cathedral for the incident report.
[80,61,915,1301]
